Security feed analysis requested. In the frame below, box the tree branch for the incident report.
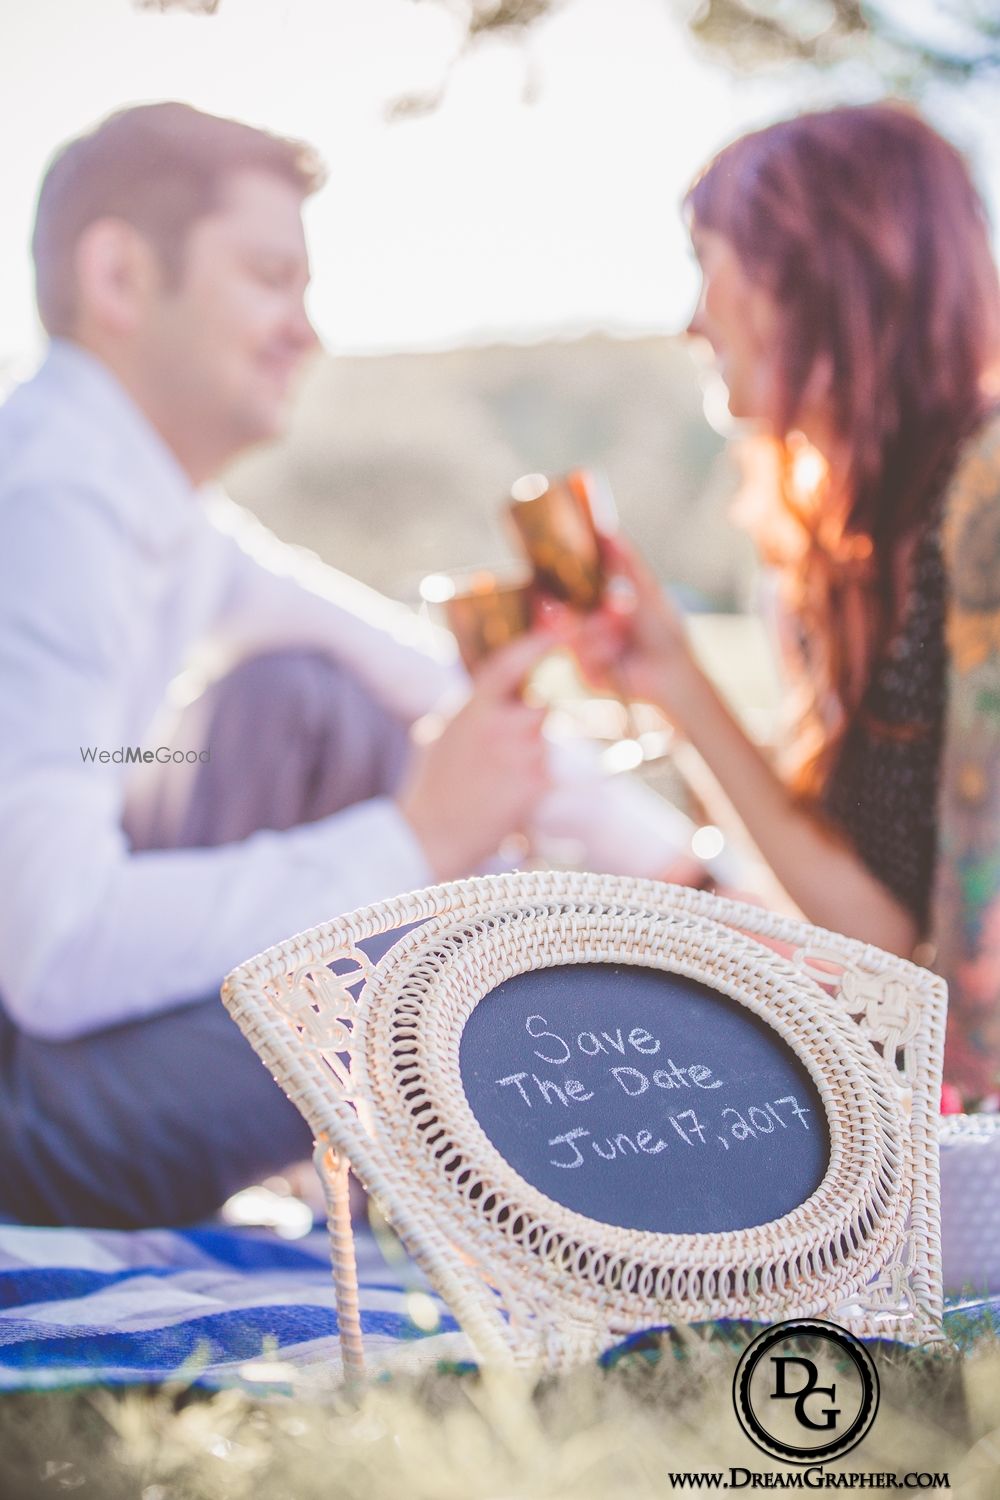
[132,0,1000,89]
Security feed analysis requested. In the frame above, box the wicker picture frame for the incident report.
[221,872,946,1375]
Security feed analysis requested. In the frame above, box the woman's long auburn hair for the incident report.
[686,103,1000,798]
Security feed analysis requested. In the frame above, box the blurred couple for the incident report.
[2,94,999,1230]
[0,102,696,1229]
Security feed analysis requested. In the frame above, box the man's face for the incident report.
[141,168,318,459]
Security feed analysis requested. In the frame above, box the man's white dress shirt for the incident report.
[0,341,690,1041]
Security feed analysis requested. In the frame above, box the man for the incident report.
[0,103,692,1229]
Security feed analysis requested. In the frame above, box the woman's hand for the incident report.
[566,533,705,725]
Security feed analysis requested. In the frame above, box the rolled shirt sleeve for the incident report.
[205,497,694,879]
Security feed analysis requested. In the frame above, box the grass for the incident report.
[2,1325,998,1500]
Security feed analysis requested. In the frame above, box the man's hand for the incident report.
[397,631,554,880]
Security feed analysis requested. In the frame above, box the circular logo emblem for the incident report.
[733,1319,879,1464]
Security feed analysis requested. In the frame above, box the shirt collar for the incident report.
[41,338,204,555]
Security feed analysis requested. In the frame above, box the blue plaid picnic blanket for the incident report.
[0,1220,468,1394]
[3,1219,998,1393]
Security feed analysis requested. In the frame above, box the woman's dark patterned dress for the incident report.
[822,510,948,934]
[807,412,1000,1101]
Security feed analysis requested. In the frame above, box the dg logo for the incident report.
[733,1319,880,1463]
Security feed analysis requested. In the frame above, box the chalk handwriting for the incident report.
[497,1015,811,1176]
[545,1095,811,1170]
[525,1015,663,1066]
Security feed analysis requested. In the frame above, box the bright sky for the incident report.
[1,0,997,361]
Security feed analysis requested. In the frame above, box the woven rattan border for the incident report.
[221,872,946,1374]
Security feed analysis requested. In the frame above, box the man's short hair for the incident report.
[32,101,326,336]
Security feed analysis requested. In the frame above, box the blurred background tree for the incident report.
[137,1,1000,94]
[125,0,999,618]
[686,1,999,85]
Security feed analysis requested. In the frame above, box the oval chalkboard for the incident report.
[458,963,829,1235]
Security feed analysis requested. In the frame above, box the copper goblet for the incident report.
[505,471,605,612]
[419,567,536,672]
[507,469,667,770]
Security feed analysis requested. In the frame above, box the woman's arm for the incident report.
[570,535,917,955]
[932,419,1000,1100]
[665,659,917,953]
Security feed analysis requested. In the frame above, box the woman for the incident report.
[574,103,1000,1104]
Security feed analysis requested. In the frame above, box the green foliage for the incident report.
[684,0,1000,87]
[135,0,222,12]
